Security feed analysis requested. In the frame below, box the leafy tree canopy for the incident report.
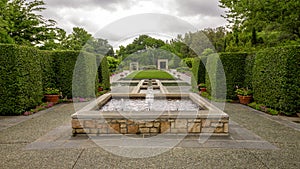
[0,0,58,45]
[219,0,300,38]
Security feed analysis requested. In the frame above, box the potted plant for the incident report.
[98,83,103,92]
[198,83,207,92]
[235,87,253,105]
[44,88,60,103]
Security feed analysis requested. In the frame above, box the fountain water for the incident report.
[145,80,154,111]
[72,79,229,136]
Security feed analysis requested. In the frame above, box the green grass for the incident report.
[124,70,175,80]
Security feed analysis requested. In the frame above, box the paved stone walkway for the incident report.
[0,102,299,168]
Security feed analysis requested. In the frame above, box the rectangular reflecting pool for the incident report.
[72,93,229,136]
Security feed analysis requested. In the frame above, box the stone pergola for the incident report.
[157,59,168,70]
[130,62,139,71]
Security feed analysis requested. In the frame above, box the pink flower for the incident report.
[24,112,31,116]
[46,103,54,108]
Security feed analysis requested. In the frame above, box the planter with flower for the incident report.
[198,83,207,92]
[235,87,253,105]
[44,88,60,103]
[98,83,104,92]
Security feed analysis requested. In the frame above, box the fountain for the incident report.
[71,79,229,136]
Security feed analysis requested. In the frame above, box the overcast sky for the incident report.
[41,0,227,47]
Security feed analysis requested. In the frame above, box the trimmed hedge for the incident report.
[198,56,207,85]
[205,54,227,99]
[243,53,256,88]
[253,46,300,114]
[52,51,79,98]
[191,57,207,90]
[53,51,99,98]
[205,52,249,99]
[0,44,43,115]
[191,57,201,90]
[220,52,249,99]
[98,56,110,90]
[0,45,110,115]
[72,52,98,98]
[39,50,56,89]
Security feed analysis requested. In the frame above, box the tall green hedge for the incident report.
[220,52,249,99]
[0,45,110,115]
[243,53,256,88]
[0,44,43,115]
[205,54,227,99]
[72,52,98,98]
[52,51,79,98]
[53,51,99,98]
[191,57,201,90]
[98,56,110,90]
[253,46,300,114]
[191,56,207,90]
[39,50,56,89]
[205,52,249,99]
[199,56,207,84]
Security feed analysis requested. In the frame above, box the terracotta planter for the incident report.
[238,95,252,105]
[200,88,207,92]
[98,87,103,92]
[44,95,59,103]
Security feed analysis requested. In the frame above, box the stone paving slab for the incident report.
[25,119,277,151]
[1,102,299,168]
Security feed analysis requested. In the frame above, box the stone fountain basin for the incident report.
[71,93,229,136]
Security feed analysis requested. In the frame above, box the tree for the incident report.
[0,0,13,43]
[40,28,67,50]
[64,27,92,50]
[182,27,227,54]
[117,35,165,60]
[59,27,113,55]
[219,0,300,38]
[1,0,57,45]
[106,56,120,73]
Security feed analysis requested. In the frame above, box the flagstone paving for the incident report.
[0,102,299,168]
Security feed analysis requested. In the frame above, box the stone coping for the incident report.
[72,110,228,119]
[155,80,169,94]
[131,80,145,93]
[72,93,229,119]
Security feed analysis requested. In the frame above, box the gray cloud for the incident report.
[95,13,197,47]
[43,0,134,11]
[173,0,225,17]
[39,0,227,39]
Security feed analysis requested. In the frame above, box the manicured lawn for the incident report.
[124,70,175,80]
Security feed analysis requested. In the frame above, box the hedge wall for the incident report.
[53,51,99,98]
[253,46,300,114]
[220,52,249,99]
[0,44,43,115]
[52,51,78,98]
[191,57,207,90]
[72,52,98,98]
[243,53,256,88]
[205,54,227,99]
[205,52,249,99]
[191,57,200,90]
[97,56,110,90]
[0,45,110,115]
[199,56,207,85]
[39,50,56,89]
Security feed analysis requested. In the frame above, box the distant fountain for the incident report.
[145,80,154,111]
[121,98,125,111]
